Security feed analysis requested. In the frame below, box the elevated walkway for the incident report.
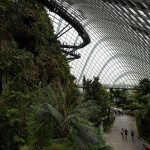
[77,84,135,90]
[36,0,90,52]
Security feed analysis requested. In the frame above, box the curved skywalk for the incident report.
[47,0,150,88]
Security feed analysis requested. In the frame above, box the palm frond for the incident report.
[44,103,63,122]
[71,100,100,119]
[71,134,89,150]
[72,100,97,111]
[64,114,79,127]
[68,117,99,146]
[27,82,103,149]
[31,102,63,123]
[78,123,99,145]
[43,84,59,105]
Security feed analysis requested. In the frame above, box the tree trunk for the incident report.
[0,70,7,95]
[0,78,2,95]
[2,72,7,89]
[107,106,111,123]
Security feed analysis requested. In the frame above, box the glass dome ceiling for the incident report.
[46,0,150,88]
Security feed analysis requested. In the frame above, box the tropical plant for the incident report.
[27,83,101,150]
[83,76,110,126]
[139,78,150,95]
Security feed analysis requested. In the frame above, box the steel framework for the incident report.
[18,0,150,88]
[47,0,150,88]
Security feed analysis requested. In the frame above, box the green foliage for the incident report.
[128,78,150,143]
[83,76,108,106]
[110,88,129,108]
[13,135,25,143]
[0,1,112,150]
[27,83,101,150]
[28,120,53,148]
[103,116,115,133]
[0,0,74,149]
[43,143,79,150]
[91,145,113,150]
[20,145,32,150]
[139,78,150,95]
[83,76,109,126]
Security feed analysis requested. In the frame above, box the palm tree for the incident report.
[27,82,100,150]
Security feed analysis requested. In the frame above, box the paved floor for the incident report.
[105,115,146,150]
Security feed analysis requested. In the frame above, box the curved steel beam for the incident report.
[100,63,145,84]
[76,3,150,40]
[113,71,149,85]
[36,0,90,48]
[97,53,147,77]
[82,18,149,51]
[77,36,146,84]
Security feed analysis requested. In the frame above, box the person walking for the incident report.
[115,110,117,116]
[122,110,124,116]
[131,130,134,139]
[125,129,128,140]
[121,128,124,139]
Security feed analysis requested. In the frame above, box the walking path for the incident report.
[105,115,146,150]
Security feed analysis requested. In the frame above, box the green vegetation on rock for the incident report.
[0,1,113,150]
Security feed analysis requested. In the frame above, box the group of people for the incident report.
[121,128,134,140]
[114,109,124,116]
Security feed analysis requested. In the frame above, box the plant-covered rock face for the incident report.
[0,0,76,149]
[0,1,114,150]
[0,0,74,89]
